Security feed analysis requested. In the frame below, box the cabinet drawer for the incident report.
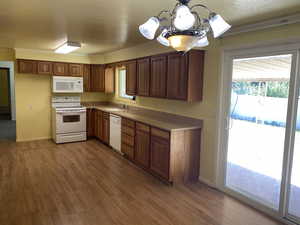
[122,133,134,147]
[103,112,109,119]
[136,122,150,133]
[122,118,135,128]
[121,126,135,136]
[151,128,170,140]
[121,143,134,159]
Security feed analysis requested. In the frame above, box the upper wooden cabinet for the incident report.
[53,62,69,76]
[37,61,53,75]
[150,55,167,98]
[104,66,115,93]
[18,59,37,74]
[91,65,105,92]
[83,64,91,92]
[69,63,83,77]
[137,58,150,96]
[125,60,137,96]
[167,52,188,100]
[167,50,205,102]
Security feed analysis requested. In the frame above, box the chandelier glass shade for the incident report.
[138,0,231,52]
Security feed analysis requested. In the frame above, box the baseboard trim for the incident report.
[198,176,217,189]
[16,137,51,142]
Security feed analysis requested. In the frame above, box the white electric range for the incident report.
[52,96,86,144]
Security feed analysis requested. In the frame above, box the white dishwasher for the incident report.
[109,114,122,153]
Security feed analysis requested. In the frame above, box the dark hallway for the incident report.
[0,68,15,141]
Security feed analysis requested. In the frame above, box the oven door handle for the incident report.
[57,110,86,114]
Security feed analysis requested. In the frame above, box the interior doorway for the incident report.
[0,67,16,141]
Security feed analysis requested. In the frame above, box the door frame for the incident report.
[216,41,300,225]
[0,68,11,119]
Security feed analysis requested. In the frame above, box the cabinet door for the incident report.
[137,58,150,96]
[96,110,103,140]
[135,125,150,168]
[87,108,95,137]
[104,67,115,93]
[37,61,53,75]
[167,53,188,100]
[102,113,110,144]
[150,135,170,180]
[53,63,69,76]
[69,63,83,77]
[91,65,105,92]
[18,59,37,74]
[83,64,91,92]
[150,55,167,98]
[126,60,137,96]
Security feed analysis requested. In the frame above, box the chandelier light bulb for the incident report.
[139,17,160,40]
[173,5,195,31]
[209,13,231,38]
[156,29,170,46]
[194,36,209,47]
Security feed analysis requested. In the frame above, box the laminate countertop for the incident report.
[85,105,203,131]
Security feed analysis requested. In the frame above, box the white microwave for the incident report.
[52,76,83,93]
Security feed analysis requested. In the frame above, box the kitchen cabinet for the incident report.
[18,59,37,74]
[53,62,69,76]
[95,110,103,140]
[167,52,188,100]
[83,64,91,92]
[69,63,83,77]
[137,58,150,96]
[125,60,137,96]
[95,110,110,144]
[135,123,150,168]
[104,66,115,93]
[102,112,110,144]
[150,55,167,98]
[87,108,95,137]
[91,65,105,92]
[37,61,53,75]
[121,118,135,160]
[167,50,205,101]
[150,128,170,180]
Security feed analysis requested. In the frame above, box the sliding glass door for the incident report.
[220,45,300,224]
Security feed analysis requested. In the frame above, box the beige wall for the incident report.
[101,23,300,185]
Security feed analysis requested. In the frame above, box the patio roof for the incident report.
[232,55,292,82]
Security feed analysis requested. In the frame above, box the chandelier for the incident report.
[139,0,231,52]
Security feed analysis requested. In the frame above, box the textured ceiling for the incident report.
[0,0,300,54]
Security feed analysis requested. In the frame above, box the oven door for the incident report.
[56,110,86,134]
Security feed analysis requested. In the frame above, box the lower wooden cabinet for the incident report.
[87,108,95,137]
[102,112,110,144]
[135,123,150,168]
[121,118,135,160]
[150,129,170,180]
[87,110,201,184]
[95,110,109,144]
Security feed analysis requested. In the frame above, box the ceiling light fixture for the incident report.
[139,0,231,52]
[55,41,81,54]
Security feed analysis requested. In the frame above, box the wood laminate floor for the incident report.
[0,139,281,225]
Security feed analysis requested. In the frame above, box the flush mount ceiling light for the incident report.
[139,0,231,52]
[55,41,81,54]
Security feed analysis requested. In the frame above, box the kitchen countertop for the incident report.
[86,105,203,131]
